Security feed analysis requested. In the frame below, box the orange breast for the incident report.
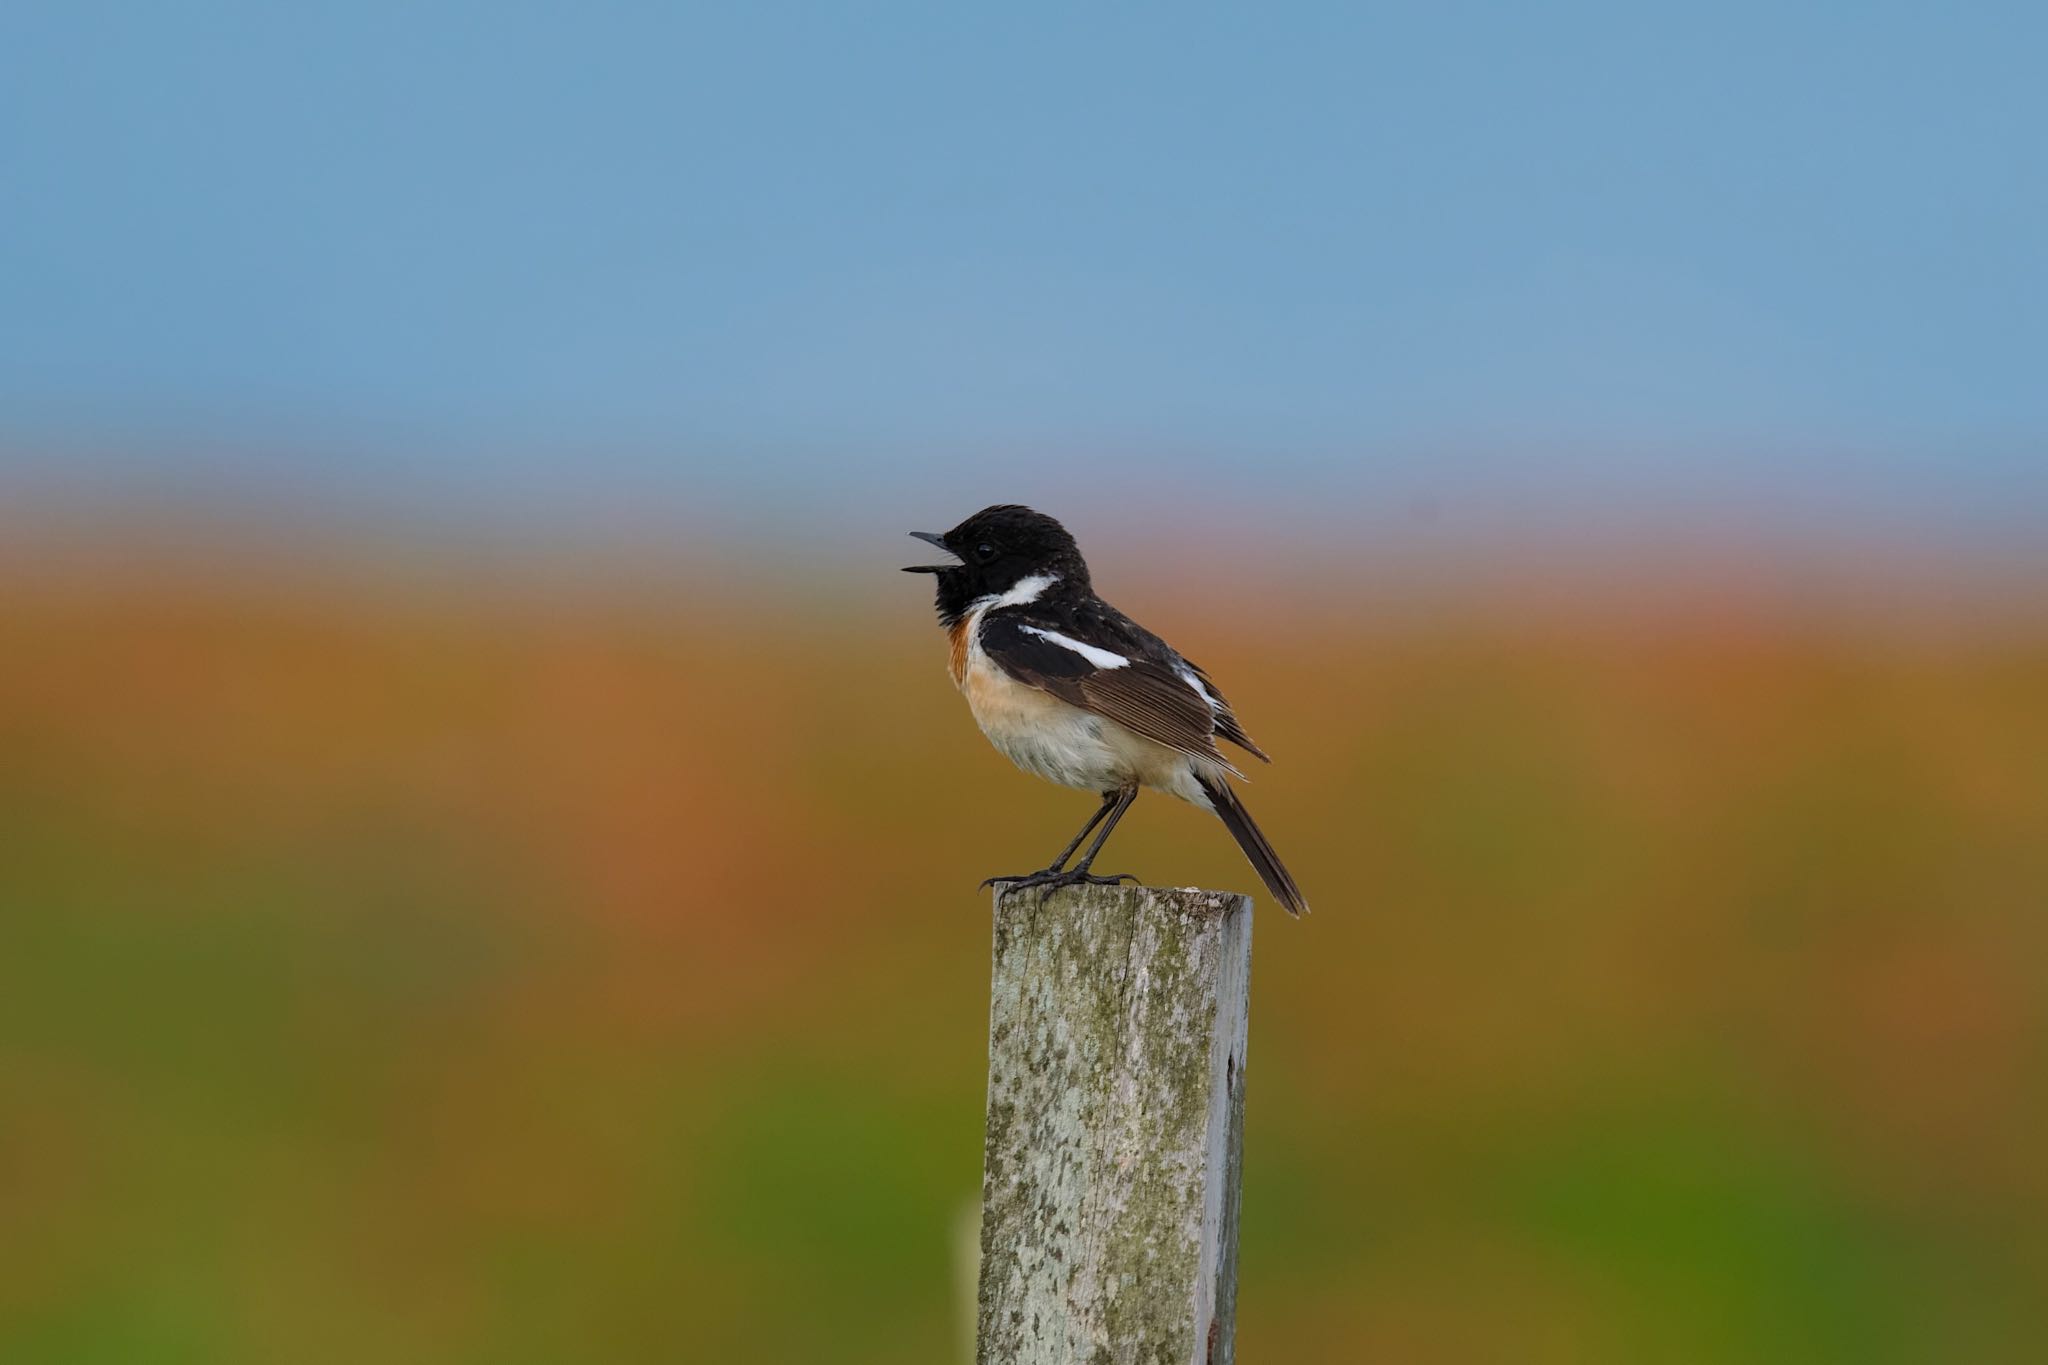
[947,616,972,685]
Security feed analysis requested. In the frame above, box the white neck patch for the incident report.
[996,573,1058,607]
[968,573,1059,616]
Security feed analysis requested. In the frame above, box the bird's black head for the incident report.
[903,504,1090,625]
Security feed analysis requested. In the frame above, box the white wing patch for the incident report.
[1175,664,1219,712]
[1019,624,1131,670]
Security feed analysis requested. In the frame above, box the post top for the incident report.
[987,881,1253,920]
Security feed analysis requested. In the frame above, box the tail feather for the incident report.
[1196,774,1310,916]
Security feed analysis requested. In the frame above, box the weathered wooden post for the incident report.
[976,882,1253,1365]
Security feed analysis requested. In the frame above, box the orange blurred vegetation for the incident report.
[1,554,2044,1362]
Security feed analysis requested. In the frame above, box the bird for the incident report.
[904,504,1309,915]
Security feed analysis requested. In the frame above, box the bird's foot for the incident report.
[981,866,1140,901]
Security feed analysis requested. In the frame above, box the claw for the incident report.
[982,867,1140,903]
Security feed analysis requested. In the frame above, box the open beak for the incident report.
[902,531,960,573]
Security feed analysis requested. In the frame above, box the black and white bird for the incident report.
[904,504,1309,915]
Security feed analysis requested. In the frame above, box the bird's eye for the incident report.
[975,542,998,562]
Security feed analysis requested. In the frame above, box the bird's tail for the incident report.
[1196,773,1310,916]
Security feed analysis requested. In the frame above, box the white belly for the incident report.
[956,646,1213,804]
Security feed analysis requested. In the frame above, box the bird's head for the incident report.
[903,504,1090,625]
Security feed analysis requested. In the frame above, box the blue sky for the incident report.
[2,2,2042,540]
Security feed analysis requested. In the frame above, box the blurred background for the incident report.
[4,3,2045,1361]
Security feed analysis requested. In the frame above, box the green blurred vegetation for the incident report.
[2,564,2044,1362]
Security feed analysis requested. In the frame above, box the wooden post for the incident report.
[976,883,1253,1365]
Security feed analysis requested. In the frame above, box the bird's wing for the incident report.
[978,615,1246,778]
[1175,657,1271,763]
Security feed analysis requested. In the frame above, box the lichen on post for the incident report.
[975,882,1253,1365]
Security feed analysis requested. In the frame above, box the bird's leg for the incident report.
[1064,784,1139,883]
[984,786,1141,901]
[980,790,1118,891]
[1044,791,1122,874]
